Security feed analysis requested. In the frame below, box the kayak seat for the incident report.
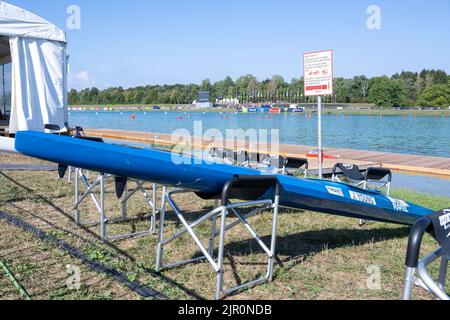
[196,175,278,202]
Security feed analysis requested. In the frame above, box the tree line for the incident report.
[68,69,450,108]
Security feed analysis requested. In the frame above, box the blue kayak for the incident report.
[15,131,433,225]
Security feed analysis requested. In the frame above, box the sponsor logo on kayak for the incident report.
[326,186,344,197]
[349,191,376,205]
[387,196,410,213]
[438,209,450,237]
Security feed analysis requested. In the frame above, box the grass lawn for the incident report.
[0,152,449,300]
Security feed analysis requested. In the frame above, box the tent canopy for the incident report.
[0,1,68,133]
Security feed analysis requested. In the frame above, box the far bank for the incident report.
[69,104,450,116]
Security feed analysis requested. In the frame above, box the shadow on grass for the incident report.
[160,198,411,298]
[0,171,134,260]
[0,172,205,300]
[219,226,410,298]
[225,226,410,264]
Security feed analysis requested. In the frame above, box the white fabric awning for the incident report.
[0,2,66,42]
[0,1,68,134]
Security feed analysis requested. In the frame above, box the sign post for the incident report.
[304,50,333,179]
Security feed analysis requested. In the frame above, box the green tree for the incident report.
[417,83,450,108]
[368,77,404,107]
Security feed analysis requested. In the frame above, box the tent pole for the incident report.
[2,64,5,116]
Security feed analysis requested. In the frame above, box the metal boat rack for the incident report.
[402,210,450,300]
[72,167,166,241]
[156,175,280,300]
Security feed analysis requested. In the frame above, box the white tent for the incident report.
[0,1,68,133]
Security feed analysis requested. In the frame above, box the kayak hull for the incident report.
[15,131,433,225]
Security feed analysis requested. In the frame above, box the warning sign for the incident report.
[304,50,333,96]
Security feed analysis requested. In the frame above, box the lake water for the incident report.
[69,111,450,157]
[394,174,450,197]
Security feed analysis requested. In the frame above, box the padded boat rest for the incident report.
[285,157,309,170]
[365,167,392,181]
[406,208,450,268]
[75,136,105,143]
[196,175,280,203]
[44,124,62,131]
[333,163,365,181]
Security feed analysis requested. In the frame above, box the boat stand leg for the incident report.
[156,192,167,272]
[68,166,72,184]
[215,206,228,300]
[151,184,157,234]
[135,181,157,235]
[438,256,448,290]
[402,267,416,300]
[74,168,80,224]
[209,200,219,257]
[268,194,280,282]
[157,186,167,234]
[99,174,107,241]
[121,180,129,220]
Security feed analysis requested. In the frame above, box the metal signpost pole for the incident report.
[318,96,323,178]
[304,50,333,180]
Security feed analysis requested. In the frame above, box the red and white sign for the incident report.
[304,50,333,96]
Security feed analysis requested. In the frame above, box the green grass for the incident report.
[391,189,450,211]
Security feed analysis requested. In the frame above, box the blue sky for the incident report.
[8,0,450,89]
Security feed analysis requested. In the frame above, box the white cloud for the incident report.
[69,70,95,90]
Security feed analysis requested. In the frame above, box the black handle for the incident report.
[221,175,280,206]
[405,217,432,268]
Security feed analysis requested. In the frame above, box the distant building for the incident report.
[194,91,212,109]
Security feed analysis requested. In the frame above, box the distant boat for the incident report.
[260,106,270,113]
[291,107,305,113]
[269,107,281,114]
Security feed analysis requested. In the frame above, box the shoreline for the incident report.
[69,106,450,117]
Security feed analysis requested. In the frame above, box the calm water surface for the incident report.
[69,111,450,157]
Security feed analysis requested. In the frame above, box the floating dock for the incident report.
[84,128,450,177]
